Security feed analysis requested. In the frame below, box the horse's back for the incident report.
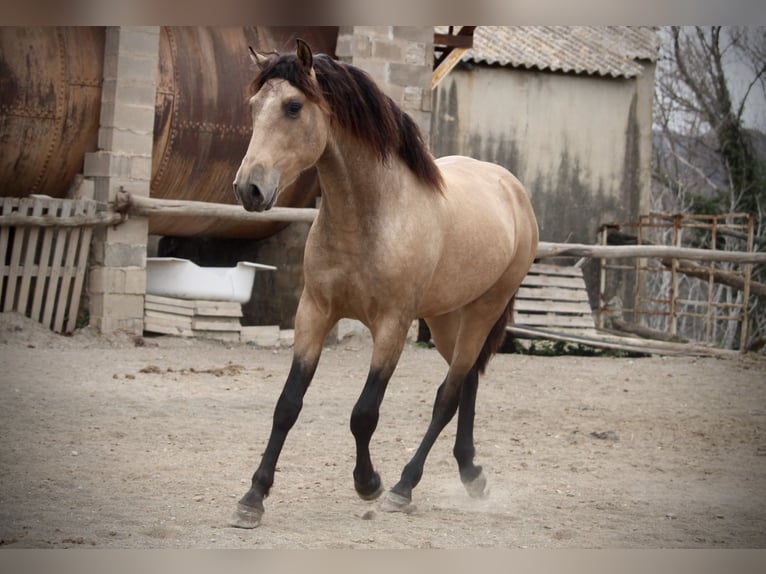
[435,155,537,246]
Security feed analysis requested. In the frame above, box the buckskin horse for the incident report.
[231,39,538,528]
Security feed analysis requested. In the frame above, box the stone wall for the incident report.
[336,26,434,144]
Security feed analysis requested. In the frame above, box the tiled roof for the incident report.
[461,26,659,78]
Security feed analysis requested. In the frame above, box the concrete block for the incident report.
[105,26,160,59]
[389,62,431,89]
[103,52,160,83]
[402,86,424,111]
[100,100,156,133]
[107,217,149,245]
[98,126,155,155]
[352,35,372,59]
[393,27,432,43]
[279,329,295,347]
[91,314,143,336]
[83,151,131,178]
[130,155,153,180]
[100,79,157,108]
[108,293,145,319]
[90,292,144,320]
[89,267,145,295]
[372,39,401,62]
[337,318,368,340]
[103,243,146,268]
[404,42,428,66]
[353,60,388,87]
[241,325,281,347]
[335,35,353,61]
[123,267,147,294]
[355,26,393,39]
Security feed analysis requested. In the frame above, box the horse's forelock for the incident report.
[248,54,323,103]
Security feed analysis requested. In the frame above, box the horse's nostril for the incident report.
[248,183,265,202]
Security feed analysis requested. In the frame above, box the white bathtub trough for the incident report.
[146,257,276,303]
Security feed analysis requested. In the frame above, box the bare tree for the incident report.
[652,26,766,350]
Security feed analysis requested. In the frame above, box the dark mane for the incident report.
[250,53,444,191]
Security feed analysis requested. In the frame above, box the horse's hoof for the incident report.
[464,470,489,499]
[229,502,264,529]
[379,491,416,514]
[358,481,385,501]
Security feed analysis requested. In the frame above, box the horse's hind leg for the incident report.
[423,313,488,497]
[454,366,488,498]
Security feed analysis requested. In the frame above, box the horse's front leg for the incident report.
[350,318,409,501]
[231,294,334,529]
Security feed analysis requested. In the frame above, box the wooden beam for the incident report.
[116,190,318,223]
[434,33,474,48]
[536,241,766,264]
[0,211,124,228]
[432,48,469,89]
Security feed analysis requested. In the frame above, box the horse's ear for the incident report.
[295,38,313,72]
[248,46,269,69]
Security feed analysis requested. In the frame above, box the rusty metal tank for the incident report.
[0,26,337,238]
[0,27,105,199]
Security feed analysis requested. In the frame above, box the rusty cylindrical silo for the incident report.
[0,26,338,239]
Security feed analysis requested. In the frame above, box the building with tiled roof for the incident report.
[464,26,658,78]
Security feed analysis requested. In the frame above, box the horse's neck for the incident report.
[315,133,400,226]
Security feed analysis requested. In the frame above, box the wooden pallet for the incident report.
[0,196,95,333]
[144,294,243,341]
[513,263,597,333]
[509,262,736,357]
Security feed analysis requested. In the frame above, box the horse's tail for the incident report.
[475,296,515,374]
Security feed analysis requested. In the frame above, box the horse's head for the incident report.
[234,39,329,212]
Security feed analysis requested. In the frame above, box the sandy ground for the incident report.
[0,311,764,549]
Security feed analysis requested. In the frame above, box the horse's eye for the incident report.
[285,100,303,118]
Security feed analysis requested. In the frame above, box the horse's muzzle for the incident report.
[233,181,280,213]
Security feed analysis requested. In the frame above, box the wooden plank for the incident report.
[144,294,243,316]
[432,47,469,89]
[42,200,72,329]
[0,210,123,228]
[192,330,242,342]
[191,317,242,331]
[144,310,193,329]
[516,286,589,302]
[193,301,243,317]
[513,312,595,328]
[145,294,198,309]
[30,198,56,322]
[16,198,44,313]
[520,274,587,289]
[65,200,96,332]
[514,299,593,315]
[53,201,82,332]
[526,263,585,277]
[3,198,30,312]
[144,319,194,337]
[506,325,738,358]
[145,300,197,317]
[0,199,13,310]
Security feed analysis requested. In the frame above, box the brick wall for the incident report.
[336,26,434,144]
[84,27,160,334]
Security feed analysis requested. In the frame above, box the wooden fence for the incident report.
[0,196,97,333]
